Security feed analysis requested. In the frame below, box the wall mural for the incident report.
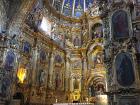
[4,50,15,71]
[115,52,135,87]
[112,10,129,39]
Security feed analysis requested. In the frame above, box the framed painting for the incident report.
[115,52,135,87]
[23,41,31,54]
[112,10,129,40]
[4,50,15,71]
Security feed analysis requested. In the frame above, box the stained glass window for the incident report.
[74,0,84,17]
[63,0,73,16]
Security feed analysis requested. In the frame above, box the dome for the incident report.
[49,0,93,18]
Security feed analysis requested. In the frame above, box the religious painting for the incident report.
[112,10,129,39]
[115,52,135,87]
[0,77,11,97]
[91,23,103,39]
[73,36,81,47]
[23,41,31,54]
[92,52,103,68]
[55,54,62,63]
[40,50,46,63]
[55,72,61,89]
[4,50,15,71]
[38,69,46,86]
[118,97,139,105]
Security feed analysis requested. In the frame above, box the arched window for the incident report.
[74,0,84,18]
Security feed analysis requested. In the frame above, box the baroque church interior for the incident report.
[0,0,140,105]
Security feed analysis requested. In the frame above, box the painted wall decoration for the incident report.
[23,41,31,54]
[118,97,138,105]
[4,50,15,71]
[115,52,135,87]
[112,10,129,39]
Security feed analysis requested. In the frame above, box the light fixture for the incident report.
[17,67,27,84]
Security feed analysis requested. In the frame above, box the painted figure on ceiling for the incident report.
[55,72,61,89]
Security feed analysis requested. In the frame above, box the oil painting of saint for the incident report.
[73,36,80,47]
[55,73,61,89]
[92,23,103,39]
[115,53,135,87]
[0,78,11,97]
[40,50,46,63]
[23,42,31,54]
[112,10,129,39]
[4,51,15,71]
